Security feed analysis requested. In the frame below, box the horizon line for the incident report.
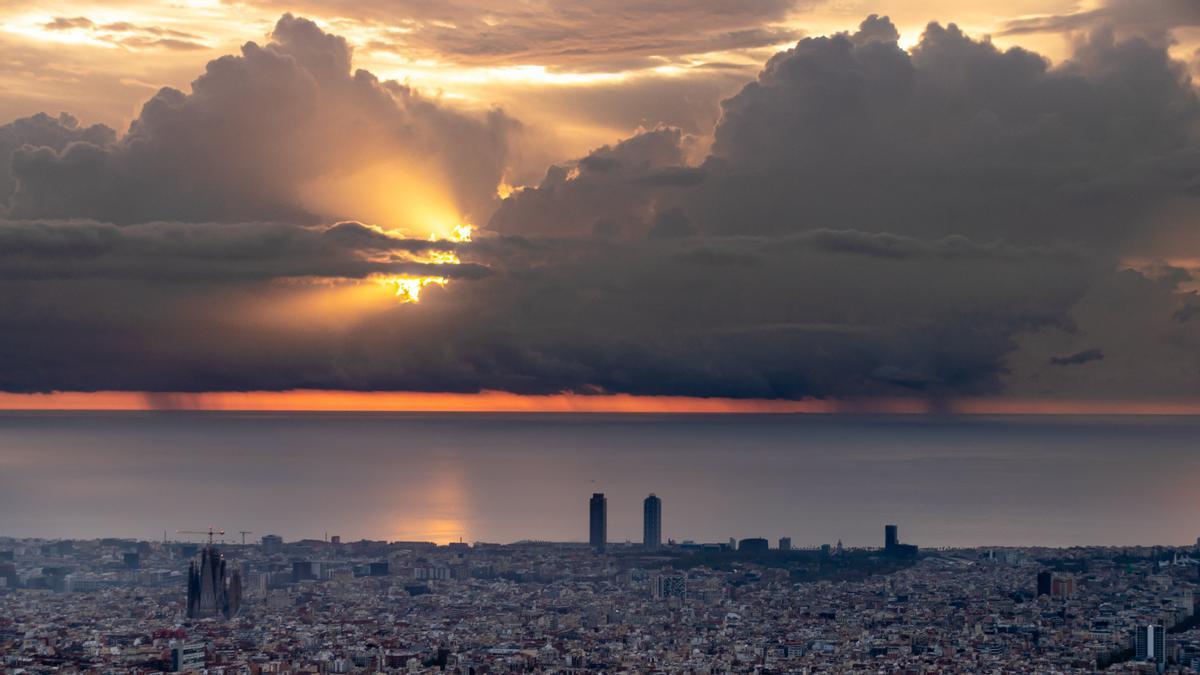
[2,389,1200,415]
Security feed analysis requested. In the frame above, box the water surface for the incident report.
[0,412,1195,547]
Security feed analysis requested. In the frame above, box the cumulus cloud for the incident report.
[483,16,1200,399]
[497,17,1200,249]
[0,113,115,211]
[489,127,697,238]
[5,14,517,230]
[3,14,1200,401]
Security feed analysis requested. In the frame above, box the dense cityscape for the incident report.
[3,493,1200,673]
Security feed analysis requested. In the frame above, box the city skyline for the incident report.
[5,532,1200,671]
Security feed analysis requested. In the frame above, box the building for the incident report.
[652,573,686,600]
[261,534,283,554]
[643,494,662,550]
[171,642,206,672]
[1051,574,1076,599]
[883,524,918,558]
[292,561,316,582]
[1037,570,1052,597]
[1135,624,1166,668]
[186,546,242,619]
[779,537,792,551]
[589,493,606,553]
[738,538,769,553]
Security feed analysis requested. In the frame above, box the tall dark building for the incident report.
[883,524,918,558]
[1036,570,1053,597]
[589,493,607,553]
[186,546,241,619]
[1135,624,1165,667]
[643,494,662,550]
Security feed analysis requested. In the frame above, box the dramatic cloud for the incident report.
[0,113,115,212]
[4,14,517,233]
[3,14,1200,401]
[0,219,482,282]
[485,16,1200,399]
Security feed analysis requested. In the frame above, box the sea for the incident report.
[1,412,1196,548]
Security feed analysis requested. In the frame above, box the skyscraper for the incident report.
[186,546,241,619]
[643,494,662,550]
[1037,570,1052,597]
[589,493,606,553]
[1135,624,1165,668]
[885,524,898,550]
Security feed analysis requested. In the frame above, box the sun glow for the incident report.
[445,223,474,242]
[378,275,448,303]
[419,249,462,265]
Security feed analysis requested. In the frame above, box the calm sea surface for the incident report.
[1,412,1197,548]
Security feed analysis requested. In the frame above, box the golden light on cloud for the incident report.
[377,275,449,303]
[299,161,465,239]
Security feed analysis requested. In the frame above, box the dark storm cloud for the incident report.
[493,17,1200,247]
[489,127,694,238]
[0,219,482,282]
[308,231,1100,398]
[3,14,1200,400]
[696,18,1200,245]
[4,14,516,226]
[0,113,115,213]
[252,0,805,72]
[482,16,1200,399]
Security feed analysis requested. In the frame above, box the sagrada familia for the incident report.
[186,546,242,619]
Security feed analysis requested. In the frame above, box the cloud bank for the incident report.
[2,14,1200,401]
[4,14,516,231]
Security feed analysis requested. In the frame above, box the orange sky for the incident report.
[0,0,1132,162]
[2,390,1200,415]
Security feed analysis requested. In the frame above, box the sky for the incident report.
[2,0,1200,411]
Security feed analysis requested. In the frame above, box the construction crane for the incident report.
[177,526,225,547]
[238,530,253,545]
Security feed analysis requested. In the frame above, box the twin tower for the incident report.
[589,493,661,553]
